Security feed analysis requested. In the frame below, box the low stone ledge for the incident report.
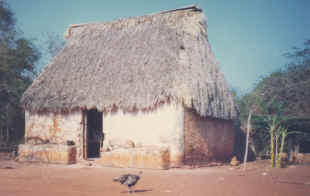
[99,147,170,169]
[18,144,77,164]
[296,153,310,164]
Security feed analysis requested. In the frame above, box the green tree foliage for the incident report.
[0,1,40,144]
[255,40,310,118]
[35,32,65,73]
[45,32,65,58]
[237,40,310,156]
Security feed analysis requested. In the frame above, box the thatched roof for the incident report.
[21,5,237,119]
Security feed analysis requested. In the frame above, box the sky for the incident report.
[8,0,310,94]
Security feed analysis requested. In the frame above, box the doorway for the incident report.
[86,109,103,158]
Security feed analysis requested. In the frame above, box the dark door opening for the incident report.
[300,141,310,153]
[87,109,103,158]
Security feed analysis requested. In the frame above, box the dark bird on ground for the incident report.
[113,171,143,193]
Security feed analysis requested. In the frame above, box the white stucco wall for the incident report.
[102,103,185,165]
[25,110,83,159]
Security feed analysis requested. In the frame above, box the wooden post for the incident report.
[288,137,294,162]
[82,111,87,159]
[243,109,252,171]
[278,128,288,167]
[270,127,275,167]
[294,143,300,159]
[6,104,9,143]
[0,128,3,143]
[275,128,280,168]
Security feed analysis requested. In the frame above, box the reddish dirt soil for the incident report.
[0,159,310,196]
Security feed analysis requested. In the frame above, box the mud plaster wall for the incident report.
[184,108,234,163]
[102,103,184,166]
[25,110,83,159]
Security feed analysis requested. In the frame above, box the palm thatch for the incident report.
[21,5,237,119]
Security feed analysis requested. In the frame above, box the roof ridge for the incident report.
[64,5,202,39]
[149,4,202,16]
[148,4,202,15]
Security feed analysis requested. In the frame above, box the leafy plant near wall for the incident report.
[237,91,305,168]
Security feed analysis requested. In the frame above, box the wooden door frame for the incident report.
[82,110,88,159]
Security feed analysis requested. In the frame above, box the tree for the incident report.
[255,40,310,118]
[35,32,65,73]
[238,40,310,161]
[0,1,40,144]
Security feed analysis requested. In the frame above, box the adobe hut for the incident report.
[19,5,237,169]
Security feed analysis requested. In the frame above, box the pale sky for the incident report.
[9,0,310,93]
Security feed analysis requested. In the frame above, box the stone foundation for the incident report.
[0,152,13,160]
[296,153,310,164]
[25,110,83,160]
[18,144,77,164]
[99,147,170,169]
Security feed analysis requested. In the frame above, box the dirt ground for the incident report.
[0,159,310,196]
